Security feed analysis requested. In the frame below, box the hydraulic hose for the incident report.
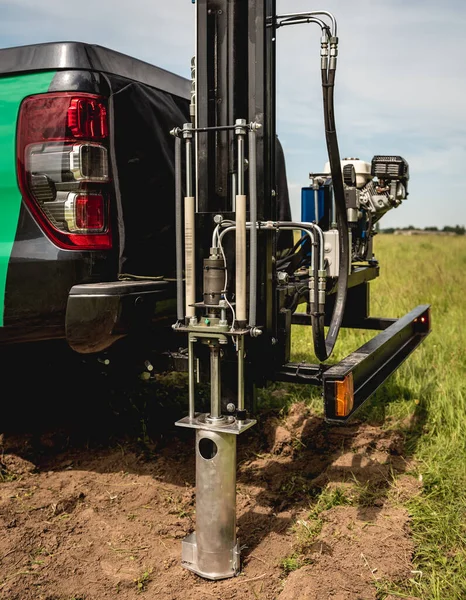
[272,11,345,361]
[312,64,350,362]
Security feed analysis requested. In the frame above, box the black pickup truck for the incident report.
[0,41,191,357]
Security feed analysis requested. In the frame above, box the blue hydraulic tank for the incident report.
[301,185,325,224]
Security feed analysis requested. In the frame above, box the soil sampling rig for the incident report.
[169,0,430,581]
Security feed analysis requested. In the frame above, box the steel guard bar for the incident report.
[275,304,431,423]
[322,304,431,423]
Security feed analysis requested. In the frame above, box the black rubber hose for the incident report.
[311,66,350,361]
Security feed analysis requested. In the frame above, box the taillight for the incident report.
[67,97,108,139]
[17,93,112,250]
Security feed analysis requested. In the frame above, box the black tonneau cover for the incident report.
[0,41,190,99]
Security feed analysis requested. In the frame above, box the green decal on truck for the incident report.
[0,71,56,325]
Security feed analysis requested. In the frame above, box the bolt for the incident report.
[277,271,289,284]
[226,403,236,413]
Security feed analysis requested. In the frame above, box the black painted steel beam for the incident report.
[273,304,430,425]
[323,304,431,423]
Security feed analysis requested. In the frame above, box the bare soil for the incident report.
[0,344,422,600]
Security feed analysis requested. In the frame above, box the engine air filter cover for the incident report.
[371,155,409,183]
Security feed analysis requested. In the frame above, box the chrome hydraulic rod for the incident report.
[248,126,258,328]
[188,335,195,420]
[174,135,184,322]
[210,344,221,419]
[237,336,245,415]
[184,123,196,320]
[235,119,247,326]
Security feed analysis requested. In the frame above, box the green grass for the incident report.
[280,234,466,599]
[134,567,153,592]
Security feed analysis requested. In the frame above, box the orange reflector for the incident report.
[335,374,354,417]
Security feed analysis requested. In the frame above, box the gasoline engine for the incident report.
[302,154,410,275]
[169,1,429,581]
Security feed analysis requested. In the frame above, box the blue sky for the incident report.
[1,0,464,228]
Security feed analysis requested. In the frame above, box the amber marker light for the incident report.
[335,373,354,417]
[414,308,431,333]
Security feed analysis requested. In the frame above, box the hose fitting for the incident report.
[318,269,327,307]
[309,275,315,310]
[320,34,329,71]
[329,37,339,70]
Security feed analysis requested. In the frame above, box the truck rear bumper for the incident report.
[66,279,171,354]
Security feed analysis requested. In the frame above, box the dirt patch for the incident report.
[0,360,422,600]
[278,504,413,600]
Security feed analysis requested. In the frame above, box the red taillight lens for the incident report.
[75,194,105,230]
[67,97,108,139]
[17,92,111,250]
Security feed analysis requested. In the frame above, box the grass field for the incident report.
[281,234,466,599]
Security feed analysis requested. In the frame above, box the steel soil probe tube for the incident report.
[181,429,240,579]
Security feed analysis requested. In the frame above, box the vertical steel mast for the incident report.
[171,0,279,580]
[196,0,277,333]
